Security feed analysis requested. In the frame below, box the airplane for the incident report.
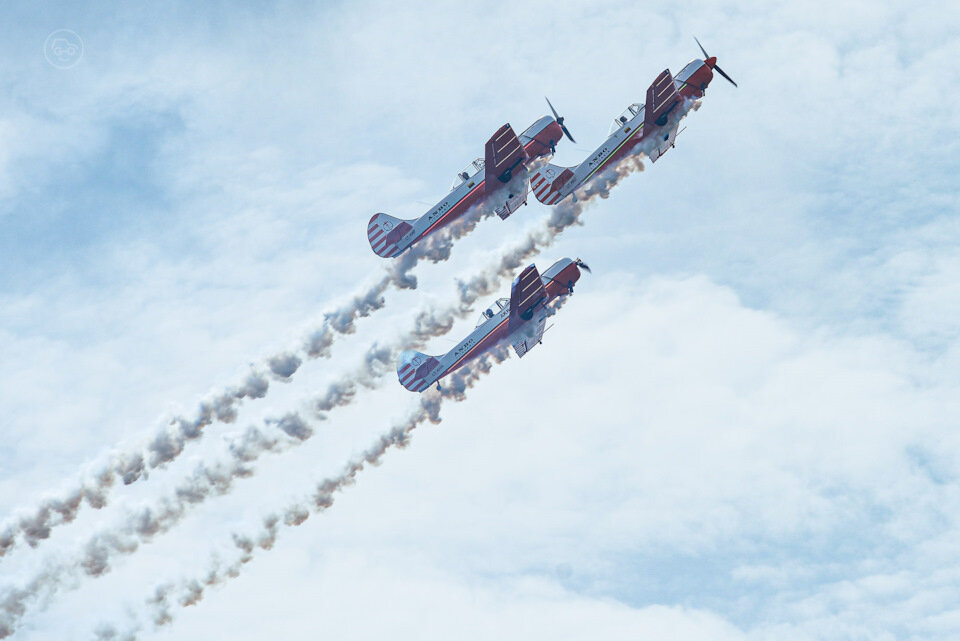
[367,109,576,259]
[396,257,590,392]
[530,38,737,206]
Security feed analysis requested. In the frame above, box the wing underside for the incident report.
[512,310,546,358]
[649,122,681,163]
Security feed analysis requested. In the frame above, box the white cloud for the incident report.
[1,0,959,639]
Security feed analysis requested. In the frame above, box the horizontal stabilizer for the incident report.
[530,163,575,206]
[367,212,414,258]
[397,350,441,392]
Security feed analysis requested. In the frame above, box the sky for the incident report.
[1,0,959,639]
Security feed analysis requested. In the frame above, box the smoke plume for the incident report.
[0,180,499,562]
[93,347,509,640]
[0,99,701,637]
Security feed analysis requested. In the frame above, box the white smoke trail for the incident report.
[0,414,314,638]
[77,163,623,635]
[92,347,509,641]
[0,368,273,558]
[0,246,536,637]
[0,98,701,636]
[0,226,535,637]
[103,101,702,638]
[0,189,495,562]
[303,199,498,357]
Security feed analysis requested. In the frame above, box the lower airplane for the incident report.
[530,38,737,206]
[397,257,590,392]
[367,107,575,259]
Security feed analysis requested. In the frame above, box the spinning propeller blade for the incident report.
[545,96,576,144]
[693,36,738,87]
[694,36,709,60]
[575,258,591,274]
[713,64,738,87]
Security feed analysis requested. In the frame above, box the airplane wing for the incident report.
[649,123,682,163]
[512,309,546,358]
[644,69,681,130]
[484,124,526,189]
[508,264,547,333]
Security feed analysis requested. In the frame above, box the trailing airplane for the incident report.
[396,257,589,392]
[530,38,736,206]
[367,108,575,259]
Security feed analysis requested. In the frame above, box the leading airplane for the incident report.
[367,108,575,259]
[396,257,589,392]
[530,38,736,206]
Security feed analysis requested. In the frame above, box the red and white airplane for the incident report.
[367,110,575,259]
[396,257,589,392]
[530,38,736,206]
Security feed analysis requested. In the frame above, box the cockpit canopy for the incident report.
[476,298,510,327]
[609,103,644,135]
[451,158,485,191]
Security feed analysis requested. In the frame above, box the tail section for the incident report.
[367,213,415,258]
[530,163,575,206]
[397,350,442,393]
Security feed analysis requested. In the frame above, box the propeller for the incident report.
[575,258,591,274]
[694,37,737,87]
[545,96,577,144]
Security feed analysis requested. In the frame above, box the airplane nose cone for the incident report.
[569,262,586,288]
[705,55,717,68]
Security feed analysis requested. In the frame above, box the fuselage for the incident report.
[375,117,563,257]
[397,258,582,392]
[531,58,715,205]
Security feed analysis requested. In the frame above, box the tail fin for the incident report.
[530,163,575,205]
[367,213,415,258]
[644,69,680,130]
[397,350,442,392]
